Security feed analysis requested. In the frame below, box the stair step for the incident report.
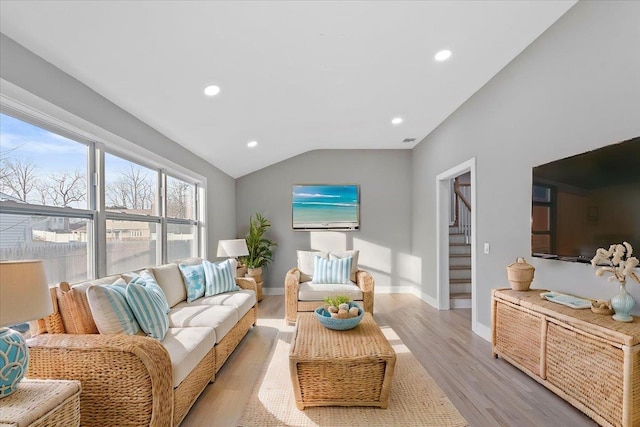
[450,278,471,284]
[450,282,471,294]
[449,265,471,270]
[450,292,471,299]
[450,253,471,257]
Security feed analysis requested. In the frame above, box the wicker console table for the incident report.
[289,312,396,409]
[492,288,640,427]
[0,379,81,427]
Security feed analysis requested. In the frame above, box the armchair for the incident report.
[284,250,374,324]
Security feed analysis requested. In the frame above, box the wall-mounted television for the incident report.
[292,184,359,230]
[531,137,640,263]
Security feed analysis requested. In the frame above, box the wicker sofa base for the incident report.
[27,305,257,427]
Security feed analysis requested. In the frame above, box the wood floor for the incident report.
[181,294,596,427]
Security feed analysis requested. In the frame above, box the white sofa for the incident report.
[27,259,257,427]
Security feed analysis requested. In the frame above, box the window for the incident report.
[165,175,198,261]
[106,220,158,274]
[1,113,94,282]
[105,153,156,214]
[1,108,202,284]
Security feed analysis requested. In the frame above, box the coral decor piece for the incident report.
[591,242,640,284]
[591,242,639,322]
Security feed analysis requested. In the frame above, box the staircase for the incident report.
[449,226,471,308]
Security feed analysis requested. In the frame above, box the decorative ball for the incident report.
[0,328,29,398]
[338,303,349,311]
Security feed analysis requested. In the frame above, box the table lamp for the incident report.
[216,239,249,260]
[0,260,53,398]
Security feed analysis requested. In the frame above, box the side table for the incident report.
[0,379,81,427]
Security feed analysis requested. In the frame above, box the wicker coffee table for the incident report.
[289,312,396,409]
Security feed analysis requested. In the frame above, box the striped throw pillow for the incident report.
[130,270,171,313]
[312,255,353,284]
[203,259,239,296]
[178,263,206,302]
[126,283,169,340]
[87,278,141,335]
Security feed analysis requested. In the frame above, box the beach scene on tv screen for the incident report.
[292,185,359,229]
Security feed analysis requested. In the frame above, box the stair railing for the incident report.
[453,177,471,244]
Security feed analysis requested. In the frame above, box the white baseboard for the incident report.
[261,285,492,341]
[474,321,491,342]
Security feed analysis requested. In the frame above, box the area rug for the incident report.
[238,325,468,427]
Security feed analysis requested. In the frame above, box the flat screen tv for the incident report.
[292,184,359,230]
[531,136,640,263]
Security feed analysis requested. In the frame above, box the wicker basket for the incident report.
[506,257,535,291]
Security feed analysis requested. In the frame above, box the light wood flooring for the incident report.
[181,294,596,427]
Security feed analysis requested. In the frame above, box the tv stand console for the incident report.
[492,288,640,427]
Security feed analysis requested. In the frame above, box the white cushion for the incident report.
[149,264,187,308]
[86,278,141,335]
[297,281,363,301]
[329,250,359,282]
[297,250,328,282]
[162,327,216,388]
[168,303,238,343]
[196,290,256,319]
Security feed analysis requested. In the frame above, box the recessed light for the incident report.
[247,140,258,148]
[391,117,403,125]
[204,85,220,96]
[435,49,452,62]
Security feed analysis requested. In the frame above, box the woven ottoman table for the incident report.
[0,379,81,427]
[289,312,396,409]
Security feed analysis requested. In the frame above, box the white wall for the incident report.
[236,149,413,293]
[0,34,237,258]
[412,0,640,330]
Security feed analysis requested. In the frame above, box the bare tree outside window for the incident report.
[2,158,38,202]
[106,158,156,212]
[166,176,194,219]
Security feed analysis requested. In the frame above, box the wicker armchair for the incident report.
[285,267,374,324]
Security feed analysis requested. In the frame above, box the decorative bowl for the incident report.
[315,302,364,330]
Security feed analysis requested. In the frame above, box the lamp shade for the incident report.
[216,239,249,258]
[0,260,53,327]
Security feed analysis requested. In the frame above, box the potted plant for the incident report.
[241,213,277,283]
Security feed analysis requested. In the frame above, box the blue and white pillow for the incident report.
[86,278,141,335]
[203,259,238,296]
[312,255,352,284]
[129,270,171,314]
[126,283,169,340]
[178,263,206,302]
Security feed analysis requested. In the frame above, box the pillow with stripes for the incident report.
[87,278,141,335]
[203,259,239,296]
[126,282,169,340]
[129,270,171,313]
[312,255,353,284]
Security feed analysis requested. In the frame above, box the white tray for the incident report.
[540,292,592,309]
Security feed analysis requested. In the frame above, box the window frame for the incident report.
[1,98,204,281]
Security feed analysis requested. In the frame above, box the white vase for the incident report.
[611,281,635,322]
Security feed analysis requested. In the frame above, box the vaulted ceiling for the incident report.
[0,1,576,177]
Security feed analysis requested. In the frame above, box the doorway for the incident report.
[436,158,477,333]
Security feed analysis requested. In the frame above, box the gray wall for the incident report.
[0,34,237,259]
[412,0,640,329]
[236,149,413,292]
